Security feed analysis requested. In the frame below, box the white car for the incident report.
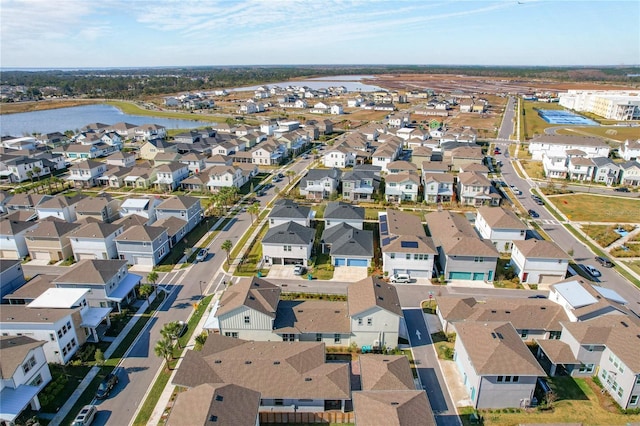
[293,265,306,275]
[583,265,601,278]
[196,248,208,262]
[389,273,411,283]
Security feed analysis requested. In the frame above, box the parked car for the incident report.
[511,186,521,195]
[595,256,614,268]
[96,372,119,399]
[583,265,602,278]
[196,248,208,262]
[528,209,540,218]
[72,405,97,426]
[614,187,629,192]
[176,320,188,337]
[293,265,306,275]
[389,273,411,283]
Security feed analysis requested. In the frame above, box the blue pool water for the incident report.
[538,109,599,126]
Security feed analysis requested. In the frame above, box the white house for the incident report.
[422,173,454,203]
[0,336,52,423]
[384,173,420,203]
[115,225,170,267]
[0,218,39,259]
[69,222,124,261]
[620,139,640,161]
[511,239,569,285]
[324,202,364,230]
[474,206,527,253]
[268,200,312,228]
[322,146,356,168]
[262,222,315,267]
[528,135,610,161]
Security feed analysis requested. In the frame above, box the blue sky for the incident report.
[1,0,638,68]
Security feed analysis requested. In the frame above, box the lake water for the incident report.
[0,104,217,137]
[231,75,383,92]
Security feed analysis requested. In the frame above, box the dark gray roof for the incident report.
[324,202,365,221]
[269,201,311,220]
[591,157,618,168]
[323,225,373,258]
[263,222,315,245]
[300,168,341,187]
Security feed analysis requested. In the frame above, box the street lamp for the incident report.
[199,281,205,300]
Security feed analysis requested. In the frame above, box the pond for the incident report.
[0,104,217,137]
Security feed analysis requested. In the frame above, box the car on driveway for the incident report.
[293,265,306,275]
[96,372,118,399]
[528,209,540,218]
[595,256,614,268]
[390,273,411,283]
[583,265,601,278]
[196,248,208,262]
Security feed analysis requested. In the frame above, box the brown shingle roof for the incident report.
[353,390,435,426]
[348,277,402,317]
[115,225,166,242]
[534,339,579,364]
[426,211,498,257]
[273,300,350,334]
[216,277,280,318]
[453,322,545,376]
[476,206,527,230]
[513,239,569,260]
[157,195,201,210]
[54,259,127,285]
[0,336,46,379]
[25,218,81,238]
[359,355,416,391]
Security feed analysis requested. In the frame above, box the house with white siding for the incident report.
[457,172,501,207]
[510,239,569,285]
[299,168,341,200]
[474,206,527,253]
[268,200,312,228]
[36,194,86,223]
[0,218,38,259]
[115,225,170,267]
[322,146,356,168]
[619,160,640,187]
[620,139,640,161]
[69,222,124,261]
[262,222,315,267]
[528,135,610,161]
[67,160,107,188]
[324,202,364,230]
[422,172,454,203]
[155,195,203,234]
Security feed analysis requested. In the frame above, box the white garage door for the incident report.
[77,253,97,261]
[0,250,19,259]
[539,274,563,284]
[134,256,154,266]
[32,251,51,261]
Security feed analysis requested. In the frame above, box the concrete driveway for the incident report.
[332,266,368,282]
[267,265,304,280]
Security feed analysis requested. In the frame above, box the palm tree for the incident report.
[154,338,174,370]
[26,170,34,185]
[247,203,260,225]
[221,239,233,266]
[286,170,295,185]
[32,166,42,181]
[147,271,159,297]
[161,321,182,349]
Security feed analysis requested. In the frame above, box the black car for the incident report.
[614,187,630,192]
[595,256,614,268]
[96,372,119,399]
[528,209,540,218]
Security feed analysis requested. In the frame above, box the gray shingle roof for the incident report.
[324,202,364,221]
[54,259,127,285]
[322,224,373,257]
[263,222,315,245]
[216,277,280,318]
[269,200,311,220]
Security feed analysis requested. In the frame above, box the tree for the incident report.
[154,338,174,370]
[26,170,34,185]
[32,166,42,181]
[221,239,233,266]
[147,271,159,297]
[161,321,182,349]
[286,170,295,185]
[138,284,153,300]
[94,348,105,365]
[248,203,260,225]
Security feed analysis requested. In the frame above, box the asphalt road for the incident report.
[497,96,516,140]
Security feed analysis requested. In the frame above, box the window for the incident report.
[71,338,76,347]
[282,334,295,342]
[244,316,250,324]
[284,245,292,252]
[357,318,363,326]
[474,257,484,263]
[275,399,284,406]
[49,333,55,341]
[62,347,67,356]
[630,395,639,405]
[316,333,322,342]
[636,376,640,385]
[67,321,72,330]
[497,376,504,382]
[29,374,43,387]
[505,376,512,382]
[406,254,411,260]
[22,356,37,374]
[334,334,341,344]
[57,330,63,338]
[520,330,528,338]
[390,253,395,259]
[367,318,373,326]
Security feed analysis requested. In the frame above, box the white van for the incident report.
[72,405,97,426]
[390,273,411,283]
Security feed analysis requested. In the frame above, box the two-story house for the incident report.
[262,222,315,267]
[474,206,527,253]
[24,218,81,262]
[35,194,86,223]
[118,197,162,223]
[385,173,420,203]
[139,139,177,160]
[510,239,570,285]
[154,163,190,192]
[69,222,124,261]
[619,160,640,187]
[619,139,640,161]
[322,146,356,168]
[75,195,122,223]
[299,168,341,200]
[0,218,39,259]
[155,195,203,234]
[422,172,454,203]
[528,135,610,161]
[206,165,246,192]
[324,202,364,230]
[67,160,107,188]
[457,171,501,207]
[114,225,170,267]
[268,200,312,228]
[592,157,621,186]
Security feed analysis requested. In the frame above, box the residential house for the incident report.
[410,146,433,168]
[172,335,350,413]
[341,169,380,202]
[592,157,621,186]
[133,124,166,141]
[435,295,568,339]
[324,202,364,230]
[107,122,137,140]
[421,161,451,174]
[0,156,50,183]
[299,168,341,200]
[379,209,436,279]
[139,139,177,160]
[447,146,484,170]
[510,239,569,285]
[322,146,355,168]
[99,166,132,189]
[386,161,418,175]
[542,152,569,179]
[426,211,499,282]
[154,163,190,191]
[0,218,38,259]
[36,131,69,147]
[53,259,141,311]
[66,159,107,188]
[114,225,170,267]
[528,135,610,161]
[69,222,124,261]
[262,222,314,267]
[54,142,110,160]
[74,195,122,223]
[179,153,207,175]
[155,195,203,233]
[474,206,527,253]
[206,165,247,192]
[0,336,52,423]
[35,194,85,223]
[166,383,261,426]
[385,173,420,203]
[251,143,284,166]
[119,197,162,223]
[537,316,640,409]
[321,224,373,267]
[619,160,640,186]
[347,277,403,349]
[567,155,596,182]
[152,151,182,166]
[24,218,81,262]
[0,259,26,300]
[371,145,398,173]
[268,200,312,228]
[619,139,640,161]
[457,172,501,207]
[153,216,188,248]
[422,173,454,204]
[453,321,545,409]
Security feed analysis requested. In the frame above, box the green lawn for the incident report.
[556,126,638,143]
[521,101,564,140]
[582,224,627,247]
[550,193,640,223]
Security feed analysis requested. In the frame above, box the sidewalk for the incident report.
[48,295,159,426]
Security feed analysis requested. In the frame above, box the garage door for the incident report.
[0,250,19,259]
[406,269,432,278]
[77,253,97,261]
[134,256,154,266]
[284,258,300,265]
[473,272,485,281]
[32,251,51,261]
[539,274,563,284]
[334,258,346,266]
[347,259,368,267]
[449,271,472,280]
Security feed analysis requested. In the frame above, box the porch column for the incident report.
[106,316,111,327]
[550,364,557,376]
[30,396,41,411]
[91,327,99,342]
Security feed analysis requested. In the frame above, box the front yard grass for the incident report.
[233,222,268,276]
[430,331,455,361]
[556,125,639,143]
[549,193,640,223]
[582,224,631,247]
[625,260,640,276]
[309,252,334,280]
[520,159,544,179]
[474,377,640,426]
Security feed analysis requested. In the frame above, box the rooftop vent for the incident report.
[209,414,218,422]
[214,360,222,364]
[215,395,223,402]
[273,361,280,365]
[391,402,399,406]
[304,377,312,382]
[245,360,252,365]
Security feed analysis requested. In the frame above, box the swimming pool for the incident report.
[538,109,599,126]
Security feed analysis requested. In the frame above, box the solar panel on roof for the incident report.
[382,237,391,246]
[380,222,388,236]
[400,241,419,248]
